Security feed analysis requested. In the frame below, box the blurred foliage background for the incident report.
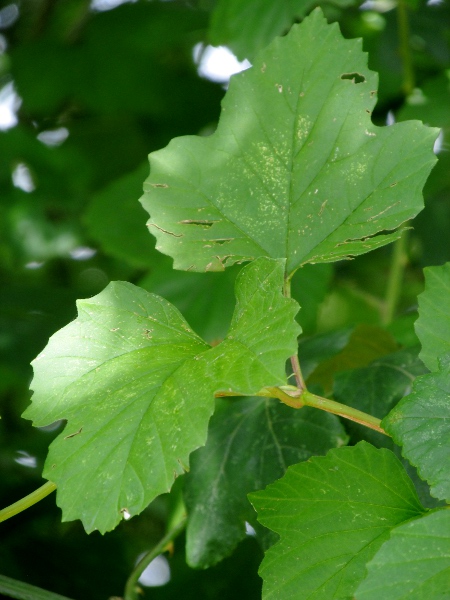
[0,0,449,598]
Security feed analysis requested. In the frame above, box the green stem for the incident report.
[123,518,187,600]
[382,228,409,326]
[0,574,74,600]
[397,0,415,96]
[216,386,387,435]
[300,390,387,435]
[0,482,56,524]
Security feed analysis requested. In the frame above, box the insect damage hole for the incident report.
[340,72,366,84]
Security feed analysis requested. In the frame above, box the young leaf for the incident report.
[383,356,450,503]
[140,8,438,276]
[23,257,300,533]
[355,510,450,600]
[250,442,424,600]
[184,399,347,568]
[415,262,450,372]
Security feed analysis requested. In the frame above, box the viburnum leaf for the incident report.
[184,399,347,568]
[249,442,424,600]
[383,355,450,503]
[23,257,300,533]
[140,8,438,276]
[415,262,450,372]
[355,510,450,600]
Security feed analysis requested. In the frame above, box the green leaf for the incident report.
[249,442,424,600]
[355,510,450,600]
[333,348,440,508]
[184,398,347,568]
[383,356,450,503]
[24,257,300,533]
[140,9,438,276]
[415,262,450,372]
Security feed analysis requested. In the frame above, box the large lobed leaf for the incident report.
[184,399,347,568]
[24,257,300,533]
[141,9,438,276]
[250,442,424,600]
[355,509,450,600]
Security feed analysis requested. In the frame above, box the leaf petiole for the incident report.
[0,481,56,524]
[299,390,387,435]
[216,387,387,434]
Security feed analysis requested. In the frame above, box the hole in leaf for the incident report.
[340,72,366,84]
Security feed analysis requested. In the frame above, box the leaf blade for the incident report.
[141,9,438,275]
[24,257,300,532]
[250,442,424,600]
[184,399,348,568]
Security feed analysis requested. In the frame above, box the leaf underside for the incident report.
[24,257,300,533]
[250,442,424,600]
[140,8,438,276]
[184,399,348,568]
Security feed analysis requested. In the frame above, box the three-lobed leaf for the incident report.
[184,398,348,568]
[355,510,450,600]
[250,442,424,600]
[141,9,438,276]
[24,257,300,533]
